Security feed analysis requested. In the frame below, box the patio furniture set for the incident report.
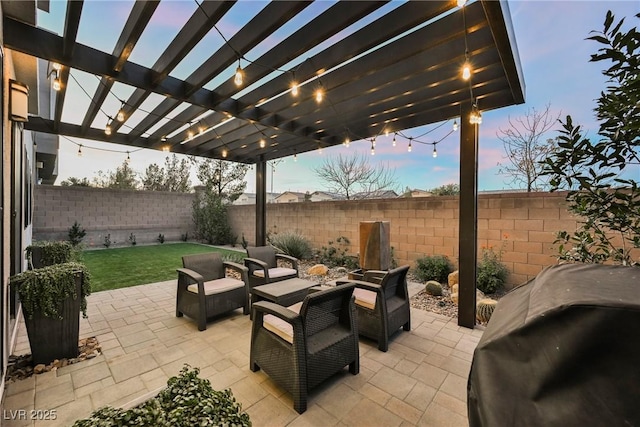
[174,246,412,413]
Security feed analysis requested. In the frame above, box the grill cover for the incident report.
[468,264,640,426]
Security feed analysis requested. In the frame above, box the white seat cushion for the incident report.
[353,287,377,310]
[253,267,296,278]
[263,302,303,344]
[187,278,244,295]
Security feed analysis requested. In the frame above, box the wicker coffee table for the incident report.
[251,278,317,309]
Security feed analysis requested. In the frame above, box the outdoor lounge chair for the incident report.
[244,245,299,289]
[336,265,411,351]
[250,283,359,414]
[176,253,249,331]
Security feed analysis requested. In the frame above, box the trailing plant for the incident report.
[10,262,92,319]
[68,221,86,246]
[103,234,112,248]
[157,233,165,244]
[476,247,508,294]
[316,236,359,269]
[26,241,73,268]
[72,365,250,427]
[269,231,313,260]
[129,233,137,246]
[414,255,452,283]
[542,11,640,265]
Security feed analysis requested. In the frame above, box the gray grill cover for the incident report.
[468,264,640,426]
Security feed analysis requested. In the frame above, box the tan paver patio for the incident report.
[3,280,482,427]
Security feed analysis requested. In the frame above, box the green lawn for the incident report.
[82,243,245,292]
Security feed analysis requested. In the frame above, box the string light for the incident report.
[116,102,126,122]
[126,151,131,162]
[432,145,438,158]
[408,138,412,152]
[462,54,472,81]
[234,58,244,86]
[52,73,61,91]
[162,146,170,152]
[293,152,297,162]
[370,139,375,155]
[52,62,62,71]
[457,0,467,7]
[222,148,228,158]
[453,120,459,131]
[105,120,112,136]
[392,133,397,147]
[291,82,299,97]
[77,144,83,156]
[470,101,482,124]
[259,138,266,148]
[343,136,350,147]
[315,88,323,103]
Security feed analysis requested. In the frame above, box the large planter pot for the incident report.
[24,272,82,364]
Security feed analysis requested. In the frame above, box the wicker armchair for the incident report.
[244,246,299,289]
[336,265,411,352]
[250,284,359,414]
[176,253,249,331]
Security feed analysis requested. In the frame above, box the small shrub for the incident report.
[128,233,137,246]
[476,247,508,294]
[157,233,165,244]
[180,232,189,242]
[103,234,112,248]
[270,231,313,260]
[26,241,73,268]
[414,255,452,283]
[425,280,443,296]
[316,236,359,269]
[68,221,86,246]
[72,365,250,426]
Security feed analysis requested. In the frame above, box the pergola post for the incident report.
[255,157,267,246]
[458,100,478,328]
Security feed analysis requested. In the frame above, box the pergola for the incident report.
[4,0,524,327]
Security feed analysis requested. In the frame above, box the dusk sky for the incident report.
[42,1,640,194]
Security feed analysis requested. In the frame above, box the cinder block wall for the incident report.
[35,186,579,288]
[34,185,195,247]
[229,192,578,288]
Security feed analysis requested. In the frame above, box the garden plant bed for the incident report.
[5,337,101,382]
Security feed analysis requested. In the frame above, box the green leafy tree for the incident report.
[194,159,249,203]
[542,11,640,265]
[93,159,139,189]
[497,104,560,192]
[429,183,460,196]
[60,177,92,187]
[142,155,191,192]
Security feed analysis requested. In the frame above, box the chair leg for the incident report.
[349,359,359,375]
[403,319,411,331]
[250,361,260,372]
[176,309,183,317]
[293,390,307,414]
[198,317,206,331]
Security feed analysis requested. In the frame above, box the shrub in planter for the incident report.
[10,262,91,364]
[73,365,251,426]
[414,255,452,283]
[26,241,73,269]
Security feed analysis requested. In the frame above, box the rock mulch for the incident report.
[6,337,101,383]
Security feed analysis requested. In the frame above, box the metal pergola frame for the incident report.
[3,0,524,328]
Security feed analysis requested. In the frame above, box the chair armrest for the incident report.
[363,270,387,284]
[244,257,269,271]
[252,301,300,323]
[177,268,204,284]
[335,279,382,293]
[224,261,249,284]
[276,254,299,271]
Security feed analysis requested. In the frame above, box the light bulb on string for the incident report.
[370,139,375,156]
[291,82,299,97]
[392,133,397,147]
[234,58,244,86]
[453,120,458,132]
[315,88,323,103]
[126,151,131,163]
[53,77,61,91]
[52,62,62,71]
[462,61,471,81]
[77,145,83,157]
[457,0,467,7]
[344,137,350,147]
[222,148,228,158]
[293,152,297,162]
[408,139,413,153]
[259,138,266,148]
[432,145,438,158]
[105,121,112,136]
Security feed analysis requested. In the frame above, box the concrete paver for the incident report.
[2,279,481,426]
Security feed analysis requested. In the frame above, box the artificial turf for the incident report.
[82,242,245,292]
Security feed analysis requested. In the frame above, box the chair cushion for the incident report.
[253,267,296,278]
[353,287,377,310]
[263,302,303,344]
[187,278,245,295]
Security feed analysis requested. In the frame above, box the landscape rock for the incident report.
[448,270,459,287]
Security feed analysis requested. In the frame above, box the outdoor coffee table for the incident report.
[251,278,317,310]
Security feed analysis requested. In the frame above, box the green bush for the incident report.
[73,365,250,427]
[26,241,73,268]
[269,231,313,260]
[68,221,86,246]
[476,247,508,294]
[316,236,359,269]
[414,255,452,283]
[192,190,233,245]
